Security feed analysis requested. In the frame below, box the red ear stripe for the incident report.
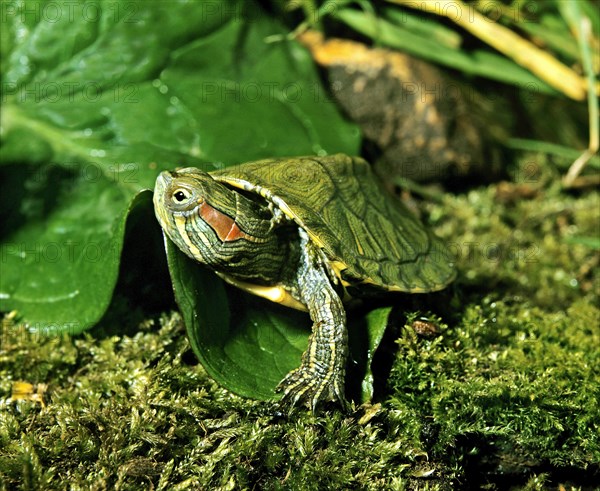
[198,201,250,242]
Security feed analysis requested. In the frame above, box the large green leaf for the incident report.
[0,0,359,332]
[160,16,360,163]
[0,164,150,334]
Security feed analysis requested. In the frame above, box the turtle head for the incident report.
[154,167,274,269]
[154,167,242,263]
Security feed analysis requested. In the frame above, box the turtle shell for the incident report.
[211,154,455,293]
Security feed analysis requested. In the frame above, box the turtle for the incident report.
[153,154,455,409]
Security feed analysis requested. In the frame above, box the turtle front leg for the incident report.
[276,284,348,410]
[276,231,348,410]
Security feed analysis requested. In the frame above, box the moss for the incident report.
[1,151,599,490]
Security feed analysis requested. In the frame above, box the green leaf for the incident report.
[348,307,393,402]
[0,164,151,334]
[334,7,557,94]
[564,236,600,250]
[383,7,462,49]
[517,15,579,62]
[159,15,359,162]
[507,138,600,169]
[1,0,359,333]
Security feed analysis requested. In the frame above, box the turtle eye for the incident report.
[172,188,191,203]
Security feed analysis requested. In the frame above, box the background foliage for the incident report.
[1,0,599,488]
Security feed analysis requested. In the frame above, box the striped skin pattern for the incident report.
[275,228,347,407]
[153,154,455,409]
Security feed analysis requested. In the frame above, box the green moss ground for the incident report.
[1,156,599,490]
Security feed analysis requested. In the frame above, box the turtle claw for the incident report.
[276,364,347,411]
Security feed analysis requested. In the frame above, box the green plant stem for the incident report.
[559,4,600,187]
